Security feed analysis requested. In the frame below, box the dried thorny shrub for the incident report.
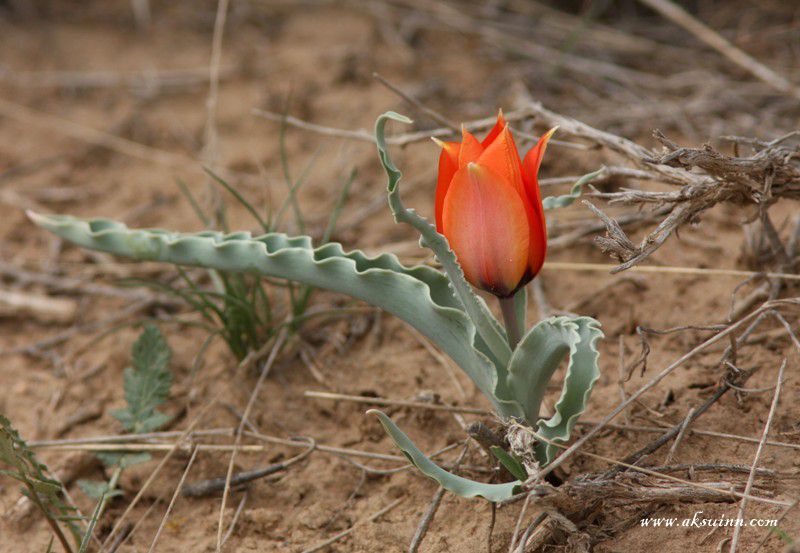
[529,100,800,273]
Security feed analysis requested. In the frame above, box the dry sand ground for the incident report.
[1,2,799,551]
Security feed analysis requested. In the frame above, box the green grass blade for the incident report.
[176,179,211,227]
[204,168,270,232]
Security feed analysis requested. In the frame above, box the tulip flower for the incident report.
[434,112,555,300]
[433,112,555,347]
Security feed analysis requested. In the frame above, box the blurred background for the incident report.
[1,1,799,552]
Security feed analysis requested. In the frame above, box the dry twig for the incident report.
[408,444,469,552]
[531,299,799,483]
[729,359,786,553]
[216,329,287,552]
[635,0,800,100]
[300,498,404,553]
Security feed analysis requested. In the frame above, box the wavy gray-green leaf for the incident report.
[369,410,521,502]
[376,112,511,368]
[28,212,523,419]
[506,316,603,464]
[535,317,603,463]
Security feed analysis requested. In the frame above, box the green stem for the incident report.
[499,296,521,350]
[79,467,122,553]
[25,482,74,553]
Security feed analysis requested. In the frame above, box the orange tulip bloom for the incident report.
[434,111,555,298]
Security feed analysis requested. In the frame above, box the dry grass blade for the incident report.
[303,390,489,415]
[0,288,77,324]
[372,72,458,130]
[182,438,315,498]
[522,101,691,184]
[252,107,585,149]
[508,493,531,553]
[202,0,230,168]
[220,491,248,548]
[0,97,194,169]
[0,260,169,302]
[2,299,154,359]
[522,100,800,271]
[107,492,167,553]
[608,329,765,478]
[730,359,786,552]
[216,329,287,552]
[99,402,216,552]
[664,407,695,465]
[587,129,800,271]
[403,326,467,400]
[30,435,491,472]
[407,484,445,550]
[3,66,238,91]
[751,499,798,553]
[542,261,800,282]
[302,390,800,454]
[635,0,800,100]
[408,444,469,552]
[516,423,790,508]
[146,445,199,553]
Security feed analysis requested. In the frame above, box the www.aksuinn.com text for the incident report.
[641,511,778,528]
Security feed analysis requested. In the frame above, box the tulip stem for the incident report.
[499,296,521,350]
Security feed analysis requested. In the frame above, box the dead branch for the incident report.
[635,0,800,100]
[565,475,747,506]
[520,101,800,272]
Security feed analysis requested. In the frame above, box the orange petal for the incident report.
[477,124,526,201]
[521,127,557,277]
[481,124,543,283]
[442,163,530,297]
[481,109,507,148]
[458,126,483,168]
[433,139,460,233]
[522,127,557,191]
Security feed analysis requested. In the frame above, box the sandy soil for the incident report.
[1,2,799,552]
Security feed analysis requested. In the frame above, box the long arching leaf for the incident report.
[369,410,521,502]
[28,212,523,419]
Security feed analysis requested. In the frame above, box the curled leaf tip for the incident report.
[383,111,413,125]
[431,136,446,148]
[26,210,50,227]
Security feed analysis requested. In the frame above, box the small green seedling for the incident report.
[76,323,174,551]
[0,416,82,552]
